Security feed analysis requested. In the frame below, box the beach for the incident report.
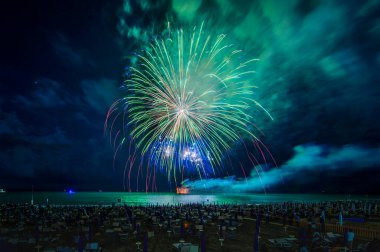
[1,194,380,251]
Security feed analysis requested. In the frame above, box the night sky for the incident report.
[1,0,379,193]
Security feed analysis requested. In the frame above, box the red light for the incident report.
[176,187,189,194]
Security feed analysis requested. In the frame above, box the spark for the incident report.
[106,22,272,184]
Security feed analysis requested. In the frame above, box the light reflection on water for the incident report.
[0,192,378,206]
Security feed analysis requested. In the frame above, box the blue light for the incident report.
[68,189,75,194]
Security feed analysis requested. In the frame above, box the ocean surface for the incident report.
[0,192,379,206]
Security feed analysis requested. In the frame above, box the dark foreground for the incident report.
[1,200,380,251]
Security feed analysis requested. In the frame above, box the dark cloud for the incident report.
[0,111,24,135]
[31,127,71,145]
[0,0,379,192]
[51,33,85,67]
[15,79,79,108]
[81,79,120,114]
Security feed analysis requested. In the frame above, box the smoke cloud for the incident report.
[185,144,380,193]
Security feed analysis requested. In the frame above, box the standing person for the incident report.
[298,227,308,251]
[282,211,287,226]
[253,231,259,252]
[143,233,148,252]
[295,213,300,227]
[265,211,269,225]
[77,235,84,252]
[320,210,325,224]
[200,232,206,252]
[343,229,348,248]
[320,214,326,234]
[256,213,261,233]
[347,229,355,250]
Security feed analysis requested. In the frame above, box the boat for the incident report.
[176,186,189,194]
[0,189,5,193]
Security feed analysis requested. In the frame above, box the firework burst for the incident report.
[106,22,272,188]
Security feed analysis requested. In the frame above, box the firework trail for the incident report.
[106,22,273,189]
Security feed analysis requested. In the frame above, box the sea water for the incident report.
[0,192,378,206]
